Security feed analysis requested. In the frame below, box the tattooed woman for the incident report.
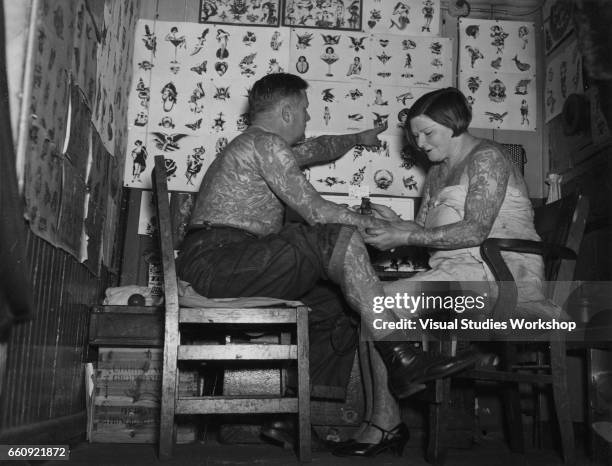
[336,87,547,457]
[177,75,478,452]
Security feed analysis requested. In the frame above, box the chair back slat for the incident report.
[534,193,589,304]
[152,155,181,458]
[152,156,180,309]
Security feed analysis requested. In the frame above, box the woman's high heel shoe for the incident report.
[331,422,409,457]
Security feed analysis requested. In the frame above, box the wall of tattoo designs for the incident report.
[544,38,583,124]
[124,0,454,199]
[458,18,537,131]
[21,0,140,274]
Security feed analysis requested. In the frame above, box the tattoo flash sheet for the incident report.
[544,39,583,123]
[365,85,431,136]
[542,0,573,55]
[126,20,289,191]
[199,0,281,27]
[369,134,425,196]
[124,130,216,192]
[289,29,371,83]
[23,120,63,247]
[283,0,363,31]
[459,18,536,131]
[369,34,452,88]
[462,71,537,131]
[306,81,370,133]
[307,136,373,195]
[362,0,440,36]
[306,131,424,197]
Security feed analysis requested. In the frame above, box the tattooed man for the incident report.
[177,74,477,450]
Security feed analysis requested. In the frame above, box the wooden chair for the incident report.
[426,193,589,465]
[151,155,312,462]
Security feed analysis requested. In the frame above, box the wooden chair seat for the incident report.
[152,155,311,462]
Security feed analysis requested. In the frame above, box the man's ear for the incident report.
[280,103,292,124]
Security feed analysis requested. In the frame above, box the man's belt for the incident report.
[185,222,257,238]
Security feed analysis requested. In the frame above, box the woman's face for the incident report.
[409,115,454,162]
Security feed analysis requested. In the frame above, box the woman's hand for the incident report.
[363,221,423,250]
[370,203,401,222]
[350,202,401,221]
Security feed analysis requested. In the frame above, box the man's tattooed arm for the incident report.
[292,134,359,167]
[292,126,386,168]
[254,132,388,231]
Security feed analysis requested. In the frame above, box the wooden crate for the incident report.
[89,305,164,347]
[89,403,197,444]
[97,347,163,370]
[86,348,200,444]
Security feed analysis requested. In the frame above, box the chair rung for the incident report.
[179,307,299,323]
[511,364,551,370]
[178,344,297,360]
[460,369,553,384]
[176,396,298,414]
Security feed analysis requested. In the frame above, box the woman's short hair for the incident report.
[248,73,308,117]
[407,87,472,136]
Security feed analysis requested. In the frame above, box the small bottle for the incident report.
[360,197,372,215]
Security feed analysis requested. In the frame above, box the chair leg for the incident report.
[159,320,180,459]
[500,343,525,453]
[426,378,450,465]
[159,362,178,459]
[550,337,576,465]
[297,307,311,462]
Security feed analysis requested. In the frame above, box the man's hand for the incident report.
[363,221,423,250]
[358,123,387,149]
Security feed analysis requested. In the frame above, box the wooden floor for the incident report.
[62,433,594,466]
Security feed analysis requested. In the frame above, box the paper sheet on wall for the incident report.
[306,81,370,133]
[369,34,452,88]
[544,38,583,123]
[283,0,362,31]
[94,0,140,159]
[307,131,425,197]
[289,29,371,83]
[459,18,536,131]
[71,0,98,106]
[542,0,574,55]
[65,84,92,179]
[362,0,441,37]
[29,14,72,156]
[125,20,289,191]
[23,120,63,246]
[84,129,111,275]
[369,134,424,196]
[57,159,87,258]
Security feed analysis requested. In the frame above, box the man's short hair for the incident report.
[248,73,308,118]
[407,87,472,137]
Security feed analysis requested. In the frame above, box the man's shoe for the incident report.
[260,419,329,451]
[374,340,480,398]
[260,419,295,450]
[419,348,482,381]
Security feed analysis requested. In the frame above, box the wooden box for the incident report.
[89,305,164,347]
[86,348,200,444]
